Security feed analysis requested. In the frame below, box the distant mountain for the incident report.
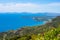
[0,12,60,16]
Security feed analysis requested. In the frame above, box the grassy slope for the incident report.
[0,16,60,40]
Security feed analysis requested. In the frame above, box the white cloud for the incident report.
[0,3,60,13]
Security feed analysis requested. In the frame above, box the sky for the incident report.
[0,0,60,13]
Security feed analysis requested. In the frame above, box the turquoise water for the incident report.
[0,13,59,32]
[0,13,45,32]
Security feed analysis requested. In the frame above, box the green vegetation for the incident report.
[0,16,60,40]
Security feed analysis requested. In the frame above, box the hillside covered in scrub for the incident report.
[0,16,60,40]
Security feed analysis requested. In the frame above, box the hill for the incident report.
[0,16,60,40]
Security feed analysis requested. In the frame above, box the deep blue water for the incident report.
[0,13,59,32]
[0,13,45,32]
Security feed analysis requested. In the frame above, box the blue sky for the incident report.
[0,0,60,3]
[0,0,60,13]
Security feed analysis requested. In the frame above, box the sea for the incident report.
[0,13,59,32]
